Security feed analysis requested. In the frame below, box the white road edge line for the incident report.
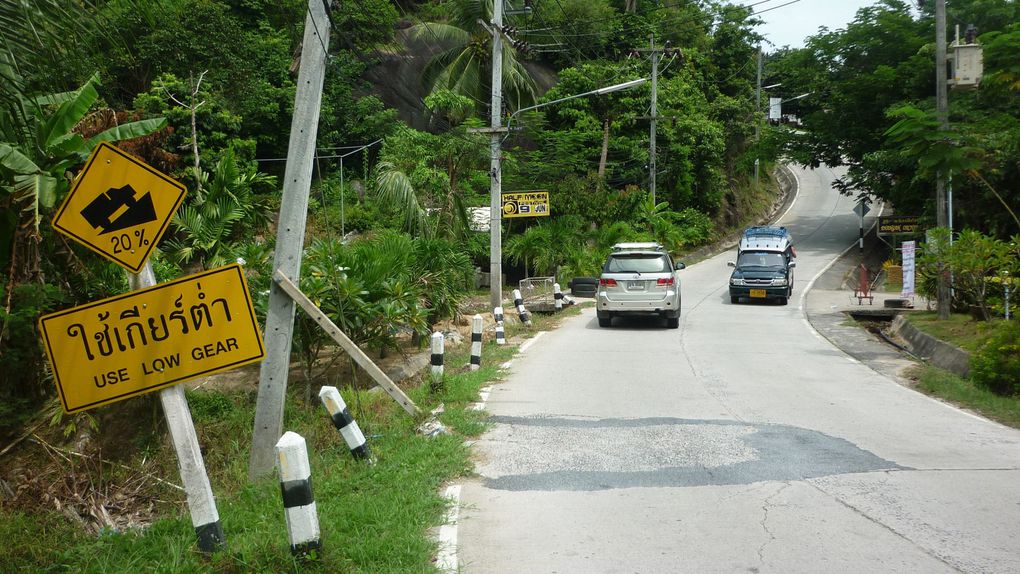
[438,331,549,567]
[518,331,546,353]
[797,200,1006,427]
[436,484,461,573]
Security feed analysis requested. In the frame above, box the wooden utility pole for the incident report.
[935,0,951,320]
[249,0,333,479]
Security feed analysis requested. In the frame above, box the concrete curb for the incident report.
[889,315,971,377]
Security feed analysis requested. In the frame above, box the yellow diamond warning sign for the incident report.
[38,264,265,414]
[53,142,186,273]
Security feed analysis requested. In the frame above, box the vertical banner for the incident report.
[768,97,782,121]
[901,240,916,298]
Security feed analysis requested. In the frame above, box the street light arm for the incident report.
[780,92,813,104]
[503,77,649,141]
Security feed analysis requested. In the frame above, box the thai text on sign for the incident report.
[38,264,265,414]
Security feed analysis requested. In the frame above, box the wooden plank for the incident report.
[273,271,420,416]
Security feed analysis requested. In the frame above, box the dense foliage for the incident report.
[20,0,1020,430]
[768,0,1020,238]
[971,319,1020,396]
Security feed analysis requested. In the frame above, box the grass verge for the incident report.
[912,365,1020,428]
[0,303,583,573]
[902,312,1001,352]
[898,313,1020,429]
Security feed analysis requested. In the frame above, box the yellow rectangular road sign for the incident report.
[39,264,264,414]
[502,191,550,218]
[878,215,921,235]
[53,142,186,273]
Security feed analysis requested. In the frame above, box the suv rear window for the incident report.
[605,253,671,273]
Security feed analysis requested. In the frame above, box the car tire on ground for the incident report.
[666,316,679,329]
[730,296,739,304]
[779,297,788,305]
[598,317,611,327]
[570,276,598,297]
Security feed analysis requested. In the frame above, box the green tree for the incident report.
[374,98,489,240]
[414,0,537,113]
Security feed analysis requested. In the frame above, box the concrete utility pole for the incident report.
[935,0,951,320]
[488,0,505,310]
[649,35,658,205]
[250,0,333,480]
[754,49,762,186]
[634,37,677,205]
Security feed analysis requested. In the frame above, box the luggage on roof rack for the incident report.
[738,226,794,255]
[743,226,789,239]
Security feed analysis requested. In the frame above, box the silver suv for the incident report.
[596,242,685,328]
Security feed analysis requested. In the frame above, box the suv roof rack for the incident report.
[743,226,789,239]
[739,227,792,254]
[612,242,664,252]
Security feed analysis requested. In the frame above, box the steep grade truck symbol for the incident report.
[80,184,158,234]
[52,142,185,273]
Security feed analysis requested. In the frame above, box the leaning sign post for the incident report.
[40,142,263,553]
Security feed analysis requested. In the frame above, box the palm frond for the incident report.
[375,161,428,236]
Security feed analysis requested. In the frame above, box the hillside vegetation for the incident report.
[1,0,1019,571]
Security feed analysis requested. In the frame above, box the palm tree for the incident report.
[413,0,537,114]
[1,74,165,301]
[505,225,552,277]
[162,148,276,271]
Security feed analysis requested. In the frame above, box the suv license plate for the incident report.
[627,281,645,291]
[750,289,767,298]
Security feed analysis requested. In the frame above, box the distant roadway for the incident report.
[457,165,1020,573]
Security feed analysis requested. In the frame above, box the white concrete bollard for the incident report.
[493,307,506,345]
[275,431,320,557]
[430,332,445,388]
[554,282,564,311]
[470,314,483,370]
[512,289,532,326]
[318,386,371,461]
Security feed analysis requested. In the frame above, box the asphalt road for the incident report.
[457,165,1020,573]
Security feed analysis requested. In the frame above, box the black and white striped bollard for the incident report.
[554,282,564,311]
[318,386,371,461]
[493,307,506,345]
[275,431,321,557]
[430,331,445,389]
[470,314,483,370]
[512,289,532,326]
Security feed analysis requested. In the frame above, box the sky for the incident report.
[741,0,881,49]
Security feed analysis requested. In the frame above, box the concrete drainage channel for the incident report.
[846,309,971,379]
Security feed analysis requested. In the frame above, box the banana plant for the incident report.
[1,73,165,297]
[1,74,166,231]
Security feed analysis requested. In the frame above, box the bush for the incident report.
[970,320,1020,396]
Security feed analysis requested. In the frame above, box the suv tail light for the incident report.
[656,277,675,286]
[600,278,618,287]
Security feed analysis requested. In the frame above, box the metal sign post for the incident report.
[129,264,226,553]
[44,144,238,552]
[853,199,871,254]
